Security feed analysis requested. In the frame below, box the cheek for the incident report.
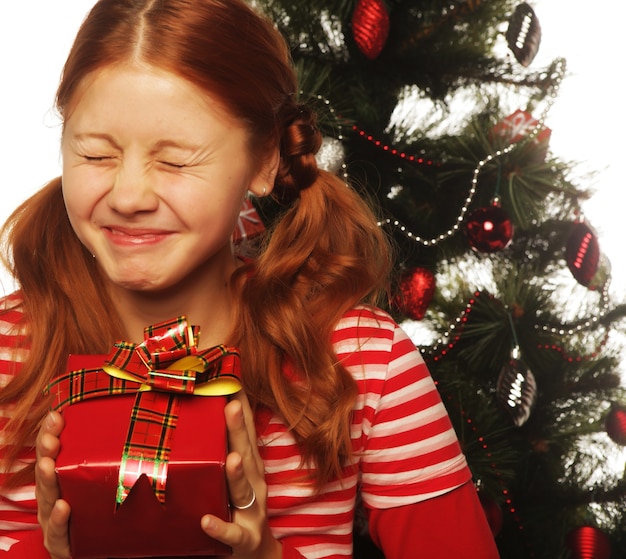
[185,178,246,217]
[62,174,87,222]
[186,202,238,236]
[61,173,103,246]
[62,166,110,213]
[61,174,79,218]
[182,192,246,242]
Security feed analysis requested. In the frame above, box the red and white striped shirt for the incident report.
[0,296,479,558]
[0,293,39,555]
[259,306,470,558]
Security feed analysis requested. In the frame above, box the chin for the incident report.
[106,266,171,290]
[111,275,167,292]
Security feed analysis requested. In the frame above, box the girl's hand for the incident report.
[201,393,282,559]
[35,411,72,559]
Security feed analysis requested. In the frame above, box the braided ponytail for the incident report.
[231,99,393,487]
[273,102,322,203]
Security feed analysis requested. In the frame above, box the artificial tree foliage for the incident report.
[250,1,626,557]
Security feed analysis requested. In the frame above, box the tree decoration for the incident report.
[304,92,349,181]
[352,0,390,60]
[378,60,566,251]
[490,109,551,162]
[253,0,626,552]
[538,329,610,364]
[231,198,265,245]
[316,137,346,175]
[353,125,438,167]
[394,267,436,321]
[586,253,611,292]
[506,3,542,67]
[566,221,600,287]
[422,291,487,362]
[605,404,626,446]
[565,526,612,559]
[497,345,537,427]
[465,198,513,253]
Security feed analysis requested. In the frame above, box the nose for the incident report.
[107,158,159,215]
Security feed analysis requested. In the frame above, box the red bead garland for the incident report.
[352,125,438,166]
[424,291,481,362]
[454,406,533,555]
[537,330,609,363]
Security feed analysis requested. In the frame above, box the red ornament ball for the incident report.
[352,0,390,60]
[465,205,514,253]
[394,267,436,321]
[565,526,611,559]
[566,222,599,287]
[605,405,626,445]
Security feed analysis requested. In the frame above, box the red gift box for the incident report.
[490,109,551,161]
[46,318,241,558]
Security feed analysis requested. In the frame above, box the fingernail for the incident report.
[45,412,57,428]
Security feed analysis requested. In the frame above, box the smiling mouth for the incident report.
[104,227,173,245]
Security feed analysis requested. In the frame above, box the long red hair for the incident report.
[0,0,392,488]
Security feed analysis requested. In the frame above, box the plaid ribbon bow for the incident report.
[45,316,241,508]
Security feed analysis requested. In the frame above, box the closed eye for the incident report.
[83,155,113,162]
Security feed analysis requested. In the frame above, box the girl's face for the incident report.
[61,63,276,293]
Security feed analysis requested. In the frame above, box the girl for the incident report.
[0,0,499,557]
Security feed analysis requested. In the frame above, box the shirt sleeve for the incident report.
[368,481,501,559]
[357,316,472,508]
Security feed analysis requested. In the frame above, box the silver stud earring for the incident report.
[248,187,267,198]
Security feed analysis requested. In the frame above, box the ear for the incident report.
[249,147,280,197]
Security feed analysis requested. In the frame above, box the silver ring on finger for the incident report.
[232,487,256,510]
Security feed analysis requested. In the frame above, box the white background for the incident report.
[0,2,624,295]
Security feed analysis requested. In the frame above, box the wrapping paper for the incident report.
[45,317,240,558]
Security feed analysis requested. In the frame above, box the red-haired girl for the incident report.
[0,1,499,557]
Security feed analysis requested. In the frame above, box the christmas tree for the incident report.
[243,0,626,557]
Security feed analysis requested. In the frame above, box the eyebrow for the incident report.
[71,133,121,150]
[70,134,198,153]
[151,139,199,152]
